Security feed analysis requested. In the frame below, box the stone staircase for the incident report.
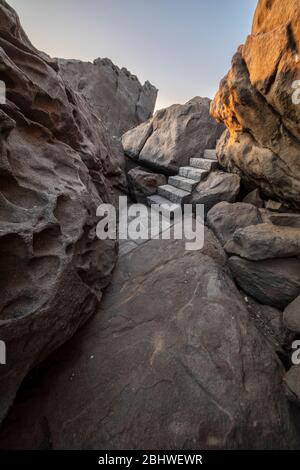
[147,149,218,212]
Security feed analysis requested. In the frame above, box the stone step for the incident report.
[190,157,218,171]
[179,166,208,182]
[203,149,217,160]
[168,175,197,192]
[146,194,182,218]
[158,184,190,204]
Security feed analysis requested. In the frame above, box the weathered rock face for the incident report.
[284,366,300,408]
[122,97,225,173]
[225,224,300,260]
[191,172,240,215]
[58,58,158,138]
[284,295,300,334]
[208,201,300,309]
[245,297,290,354]
[211,0,300,209]
[262,212,300,228]
[207,202,262,245]
[0,1,123,422]
[228,257,300,309]
[0,230,299,449]
[127,167,166,203]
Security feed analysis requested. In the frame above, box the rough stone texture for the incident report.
[284,295,300,334]
[225,224,300,260]
[127,167,166,203]
[261,211,300,228]
[0,1,122,422]
[284,367,300,408]
[207,202,262,245]
[0,229,299,450]
[58,58,157,138]
[228,257,300,309]
[243,189,264,208]
[245,297,290,354]
[211,0,300,209]
[122,121,153,161]
[191,172,240,216]
[122,97,225,173]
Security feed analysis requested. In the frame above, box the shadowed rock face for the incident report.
[211,0,300,209]
[122,97,225,174]
[0,1,123,422]
[191,171,240,215]
[228,256,300,309]
[284,295,300,334]
[58,58,158,138]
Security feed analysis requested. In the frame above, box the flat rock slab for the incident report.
[228,257,300,309]
[225,224,300,260]
[0,232,299,450]
[207,202,262,245]
[0,1,121,424]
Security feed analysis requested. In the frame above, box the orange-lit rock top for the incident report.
[211,0,300,209]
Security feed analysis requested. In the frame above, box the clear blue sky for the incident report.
[9,0,257,110]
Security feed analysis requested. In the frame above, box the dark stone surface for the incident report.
[191,172,241,216]
[225,224,300,260]
[207,202,262,245]
[127,167,167,203]
[228,257,300,309]
[284,295,300,334]
[0,230,299,450]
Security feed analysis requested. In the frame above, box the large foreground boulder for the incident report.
[58,58,157,138]
[0,1,122,422]
[122,97,225,173]
[211,0,300,209]
[0,231,299,449]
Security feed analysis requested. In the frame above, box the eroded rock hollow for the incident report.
[0,0,126,422]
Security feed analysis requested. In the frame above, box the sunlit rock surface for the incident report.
[211,0,300,209]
